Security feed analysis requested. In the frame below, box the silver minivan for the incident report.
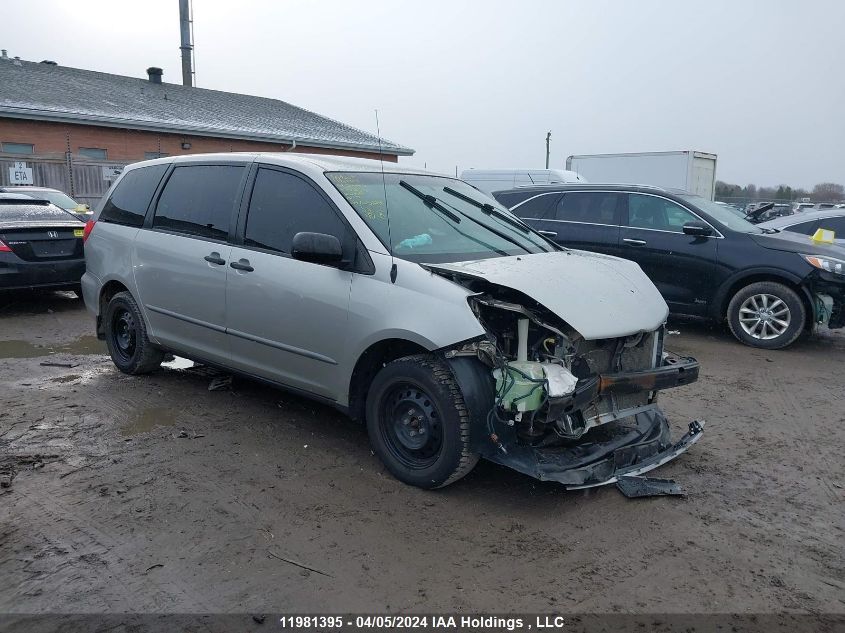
[82,153,703,489]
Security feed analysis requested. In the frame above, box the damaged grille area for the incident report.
[449,288,693,453]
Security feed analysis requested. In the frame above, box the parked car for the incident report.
[744,202,793,223]
[793,202,815,213]
[0,186,91,220]
[0,193,86,294]
[82,153,702,490]
[460,168,585,194]
[757,210,845,246]
[493,184,845,349]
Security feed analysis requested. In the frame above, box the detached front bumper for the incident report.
[484,407,703,488]
[448,352,703,490]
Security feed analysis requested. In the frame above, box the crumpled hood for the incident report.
[425,250,668,340]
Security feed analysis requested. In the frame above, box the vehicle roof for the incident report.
[0,186,64,193]
[128,152,447,178]
[0,192,36,200]
[491,183,681,197]
[758,209,845,228]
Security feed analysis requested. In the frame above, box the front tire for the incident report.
[103,291,164,374]
[366,355,479,489]
[727,281,805,349]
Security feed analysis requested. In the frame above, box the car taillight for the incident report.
[83,220,96,242]
[0,239,11,252]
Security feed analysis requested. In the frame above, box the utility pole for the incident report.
[545,131,552,169]
[179,0,194,86]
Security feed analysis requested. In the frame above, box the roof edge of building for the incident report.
[0,107,415,157]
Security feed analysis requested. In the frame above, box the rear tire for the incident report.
[366,354,479,489]
[103,291,164,374]
[727,281,805,349]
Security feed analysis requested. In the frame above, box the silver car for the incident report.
[82,153,703,489]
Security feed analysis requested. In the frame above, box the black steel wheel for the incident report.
[366,355,479,489]
[103,291,164,374]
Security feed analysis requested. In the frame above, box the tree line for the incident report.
[715,181,844,202]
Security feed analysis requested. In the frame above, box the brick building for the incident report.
[0,53,412,205]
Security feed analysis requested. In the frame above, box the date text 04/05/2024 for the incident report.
[278,615,571,630]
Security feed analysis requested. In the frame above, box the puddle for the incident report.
[0,335,106,359]
[162,356,195,370]
[121,406,179,437]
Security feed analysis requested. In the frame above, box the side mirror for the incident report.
[291,231,343,264]
[682,222,714,237]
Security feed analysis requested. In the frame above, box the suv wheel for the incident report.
[727,281,805,349]
[103,291,164,374]
[366,355,479,489]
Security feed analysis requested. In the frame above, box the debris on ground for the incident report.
[175,430,205,439]
[208,375,233,391]
[616,475,685,498]
[267,549,334,577]
[39,360,79,368]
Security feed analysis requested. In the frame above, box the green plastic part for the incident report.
[493,361,546,412]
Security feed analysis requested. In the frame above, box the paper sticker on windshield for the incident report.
[73,229,84,237]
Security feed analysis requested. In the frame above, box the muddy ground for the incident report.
[0,290,843,618]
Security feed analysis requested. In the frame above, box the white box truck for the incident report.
[565,151,717,200]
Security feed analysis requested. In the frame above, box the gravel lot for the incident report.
[1,290,843,619]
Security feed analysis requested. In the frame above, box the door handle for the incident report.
[537,230,558,237]
[623,238,647,246]
[230,259,254,272]
[204,253,226,265]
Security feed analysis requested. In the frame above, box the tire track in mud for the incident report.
[4,479,218,612]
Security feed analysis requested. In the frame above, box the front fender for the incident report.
[710,267,809,320]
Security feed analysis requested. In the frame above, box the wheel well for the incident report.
[720,274,814,329]
[96,280,130,338]
[348,339,429,422]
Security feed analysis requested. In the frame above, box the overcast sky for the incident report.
[4,0,844,188]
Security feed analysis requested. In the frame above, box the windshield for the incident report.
[326,172,553,263]
[681,195,764,233]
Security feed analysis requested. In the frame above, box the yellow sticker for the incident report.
[74,229,84,237]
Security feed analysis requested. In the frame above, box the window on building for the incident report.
[78,147,108,159]
[244,168,347,254]
[2,142,34,154]
[153,165,244,240]
[100,164,169,227]
[144,151,169,160]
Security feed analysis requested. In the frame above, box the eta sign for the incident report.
[8,161,34,185]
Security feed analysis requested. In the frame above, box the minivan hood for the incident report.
[749,231,845,258]
[424,250,668,340]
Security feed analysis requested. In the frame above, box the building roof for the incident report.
[0,58,413,156]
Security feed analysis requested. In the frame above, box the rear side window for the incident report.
[153,165,244,240]
[244,168,346,254]
[510,193,559,220]
[785,220,818,235]
[99,164,168,227]
[556,192,622,224]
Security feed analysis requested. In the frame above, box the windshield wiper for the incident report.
[441,186,530,233]
[399,180,460,223]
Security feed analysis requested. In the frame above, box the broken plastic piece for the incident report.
[616,475,684,498]
[811,228,835,244]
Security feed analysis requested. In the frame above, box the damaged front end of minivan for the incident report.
[427,254,703,489]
